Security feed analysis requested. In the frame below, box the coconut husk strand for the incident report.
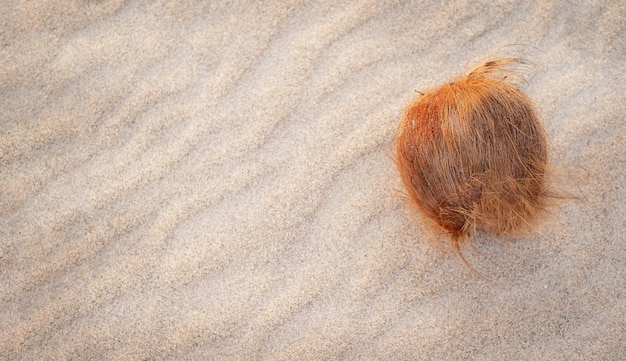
[395,59,549,258]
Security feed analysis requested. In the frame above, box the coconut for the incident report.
[395,59,549,258]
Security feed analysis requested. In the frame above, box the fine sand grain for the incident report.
[1,1,624,360]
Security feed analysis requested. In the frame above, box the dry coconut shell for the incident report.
[395,59,549,256]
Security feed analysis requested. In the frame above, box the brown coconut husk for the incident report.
[395,58,550,263]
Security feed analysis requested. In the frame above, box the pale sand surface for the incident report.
[1,1,625,360]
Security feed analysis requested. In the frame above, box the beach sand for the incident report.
[1,1,624,359]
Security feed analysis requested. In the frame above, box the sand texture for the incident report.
[1,1,625,360]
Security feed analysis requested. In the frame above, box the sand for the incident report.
[1,1,624,360]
